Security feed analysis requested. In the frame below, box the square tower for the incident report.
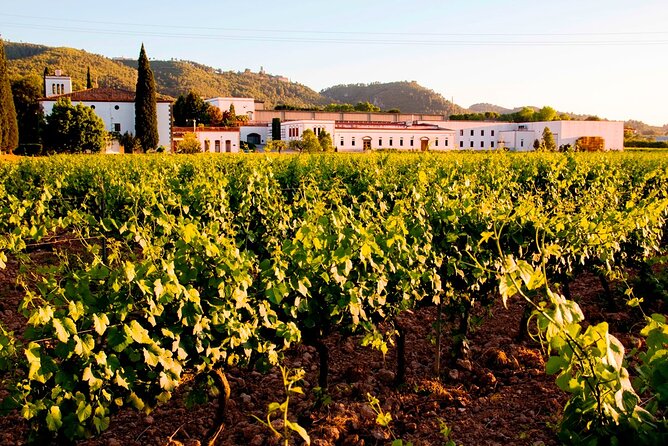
[44,70,72,98]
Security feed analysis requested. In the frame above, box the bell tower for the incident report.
[44,69,72,98]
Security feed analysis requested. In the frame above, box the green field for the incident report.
[1,152,667,444]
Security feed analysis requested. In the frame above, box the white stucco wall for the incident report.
[335,128,456,151]
[282,120,337,143]
[443,120,623,151]
[240,125,270,147]
[41,100,172,149]
[176,129,240,153]
[205,97,256,120]
[280,119,456,152]
[44,75,72,98]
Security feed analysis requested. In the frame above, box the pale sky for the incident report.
[2,0,667,126]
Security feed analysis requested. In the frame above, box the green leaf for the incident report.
[46,406,62,431]
[361,243,372,259]
[267,402,281,415]
[285,419,311,445]
[52,318,70,343]
[127,320,151,344]
[545,356,567,375]
[93,313,110,336]
[76,401,92,423]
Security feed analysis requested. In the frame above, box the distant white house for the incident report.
[205,97,260,121]
[443,120,624,151]
[279,119,454,151]
[39,74,173,152]
[333,121,456,151]
[172,127,240,153]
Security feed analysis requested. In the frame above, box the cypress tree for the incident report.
[134,44,159,152]
[86,66,93,89]
[0,39,19,154]
[43,67,50,96]
[272,117,281,140]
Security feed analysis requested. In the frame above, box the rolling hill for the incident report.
[320,81,464,115]
[5,42,327,107]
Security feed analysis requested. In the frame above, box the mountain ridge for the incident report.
[5,41,665,134]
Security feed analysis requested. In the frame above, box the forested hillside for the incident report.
[320,81,465,115]
[5,42,327,107]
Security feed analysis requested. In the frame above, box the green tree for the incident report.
[0,39,19,154]
[536,106,557,122]
[86,66,93,89]
[541,126,557,151]
[514,106,535,123]
[324,103,355,112]
[228,104,237,122]
[134,44,159,152]
[354,101,381,112]
[43,98,107,153]
[11,75,44,146]
[175,132,201,154]
[117,131,141,154]
[318,129,333,152]
[173,91,211,126]
[301,128,322,153]
[265,140,287,153]
[43,66,50,96]
[272,117,281,140]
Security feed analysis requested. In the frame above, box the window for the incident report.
[389,138,393,146]
[460,141,464,148]
[491,130,495,136]
[470,141,474,148]
[52,85,56,94]
[114,105,120,110]
[460,130,463,136]
[340,138,344,146]
[215,140,221,152]
[435,138,439,146]
[480,141,484,148]
[481,130,485,136]
[520,139,524,147]
[379,138,382,146]
[491,141,495,148]
[90,105,95,109]
[445,139,449,147]
[470,130,474,136]
[352,137,355,146]
[114,123,121,132]
[400,138,404,146]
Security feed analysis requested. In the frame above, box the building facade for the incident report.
[40,87,173,150]
[172,127,240,153]
[205,97,259,121]
[443,120,624,151]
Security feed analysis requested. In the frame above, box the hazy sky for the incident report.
[2,0,667,126]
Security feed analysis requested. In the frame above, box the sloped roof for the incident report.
[40,87,173,103]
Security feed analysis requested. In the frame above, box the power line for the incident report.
[2,22,668,46]
[0,12,667,39]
